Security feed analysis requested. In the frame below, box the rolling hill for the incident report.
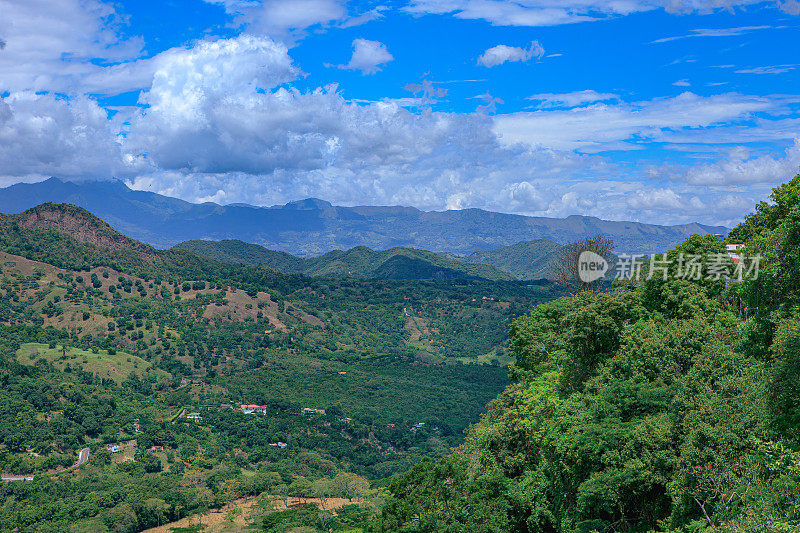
[0,178,728,255]
[456,239,564,280]
[174,239,516,281]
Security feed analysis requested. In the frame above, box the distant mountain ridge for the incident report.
[0,178,728,255]
[175,239,517,281]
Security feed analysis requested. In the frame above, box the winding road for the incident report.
[1,447,90,482]
[74,447,90,467]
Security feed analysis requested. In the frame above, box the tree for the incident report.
[142,498,171,527]
[550,234,614,294]
[312,477,334,510]
[333,472,369,502]
[380,455,509,532]
[768,318,800,435]
[289,477,313,505]
[101,503,138,533]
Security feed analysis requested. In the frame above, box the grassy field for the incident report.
[453,347,514,366]
[141,493,366,533]
[16,342,170,384]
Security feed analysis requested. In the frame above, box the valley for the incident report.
[0,176,797,532]
[0,202,558,531]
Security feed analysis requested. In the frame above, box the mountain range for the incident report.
[0,178,728,255]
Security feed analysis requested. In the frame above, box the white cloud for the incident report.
[337,39,394,74]
[203,0,260,14]
[627,188,691,211]
[673,79,691,86]
[494,92,783,152]
[652,25,772,43]
[678,140,800,185]
[340,6,389,28]
[115,36,606,217]
[404,1,796,27]
[0,92,134,179]
[2,26,798,228]
[527,90,619,108]
[735,64,798,74]
[477,41,544,67]
[499,181,549,211]
[781,0,800,14]
[210,0,347,42]
[0,0,144,93]
[129,36,302,172]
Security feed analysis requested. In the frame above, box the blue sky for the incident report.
[0,0,799,226]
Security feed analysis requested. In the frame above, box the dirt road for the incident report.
[2,447,90,481]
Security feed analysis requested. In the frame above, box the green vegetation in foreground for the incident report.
[375,174,800,533]
[174,239,517,281]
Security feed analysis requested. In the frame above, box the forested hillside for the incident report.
[174,239,516,281]
[457,239,564,280]
[0,203,559,531]
[376,175,800,532]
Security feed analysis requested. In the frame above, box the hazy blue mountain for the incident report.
[0,178,728,254]
[174,239,516,281]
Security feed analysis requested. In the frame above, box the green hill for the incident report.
[173,239,306,271]
[455,239,563,280]
[174,240,517,281]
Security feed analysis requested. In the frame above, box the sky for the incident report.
[0,0,799,226]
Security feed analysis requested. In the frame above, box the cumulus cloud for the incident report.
[113,35,605,217]
[0,92,135,179]
[0,0,144,94]
[627,188,698,211]
[337,39,394,74]
[677,141,800,185]
[1,24,798,228]
[129,36,303,173]
[477,41,544,67]
[404,0,796,27]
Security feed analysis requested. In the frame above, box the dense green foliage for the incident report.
[0,203,564,531]
[376,175,800,533]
